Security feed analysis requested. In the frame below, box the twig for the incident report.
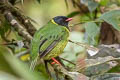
[101,57,120,65]
[57,65,89,80]
[70,0,90,17]
[85,57,120,68]
[12,10,37,36]
[1,35,10,42]
[69,22,83,27]
[60,57,76,65]
[69,40,99,52]
[15,49,30,58]
[1,0,36,36]
[69,20,103,27]
[4,10,32,42]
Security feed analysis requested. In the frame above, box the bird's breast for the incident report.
[43,39,68,60]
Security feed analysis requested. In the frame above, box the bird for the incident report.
[30,16,72,70]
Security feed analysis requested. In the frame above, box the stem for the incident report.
[69,40,99,52]
[69,19,103,27]
[60,57,76,65]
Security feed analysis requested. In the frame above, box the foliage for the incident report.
[99,10,120,31]
[84,22,100,45]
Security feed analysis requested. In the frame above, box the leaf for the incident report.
[37,0,41,3]
[5,54,48,80]
[0,72,19,80]
[67,11,80,18]
[84,63,110,77]
[81,0,98,12]
[0,46,48,80]
[99,10,120,31]
[0,46,16,75]
[9,0,17,5]
[58,65,89,80]
[88,0,99,12]
[92,73,120,80]
[108,65,120,73]
[84,22,100,45]
[76,56,118,77]
[99,0,109,6]
[0,14,11,37]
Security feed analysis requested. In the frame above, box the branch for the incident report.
[60,57,76,65]
[15,49,30,58]
[69,40,99,52]
[0,0,36,36]
[56,65,89,80]
[4,10,32,42]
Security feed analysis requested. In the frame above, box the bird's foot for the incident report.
[51,57,61,65]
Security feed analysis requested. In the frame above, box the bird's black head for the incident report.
[53,16,72,27]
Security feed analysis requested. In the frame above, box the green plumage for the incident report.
[30,20,69,68]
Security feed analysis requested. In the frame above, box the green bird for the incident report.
[30,16,72,69]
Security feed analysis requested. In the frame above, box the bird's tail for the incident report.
[30,54,39,70]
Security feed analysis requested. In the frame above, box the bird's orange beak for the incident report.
[65,18,73,21]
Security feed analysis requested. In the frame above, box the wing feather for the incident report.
[39,38,61,58]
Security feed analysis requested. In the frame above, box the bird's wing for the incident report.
[39,35,62,58]
[30,25,66,60]
[30,31,63,70]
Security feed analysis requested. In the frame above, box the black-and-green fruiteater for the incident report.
[30,16,72,69]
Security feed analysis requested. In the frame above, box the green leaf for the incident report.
[0,72,19,80]
[0,46,49,80]
[84,22,100,45]
[0,16,11,37]
[108,65,120,73]
[67,11,80,18]
[99,10,120,31]
[93,73,120,80]
[99,0,109,6]
[37,0,41,3]
[9,0,17,5]
[81,0,98,12]
[88,0,98,12]
[77,56,118,77]
[0,46,16,75]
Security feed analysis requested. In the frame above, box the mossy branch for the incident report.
[4,10,32,42]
